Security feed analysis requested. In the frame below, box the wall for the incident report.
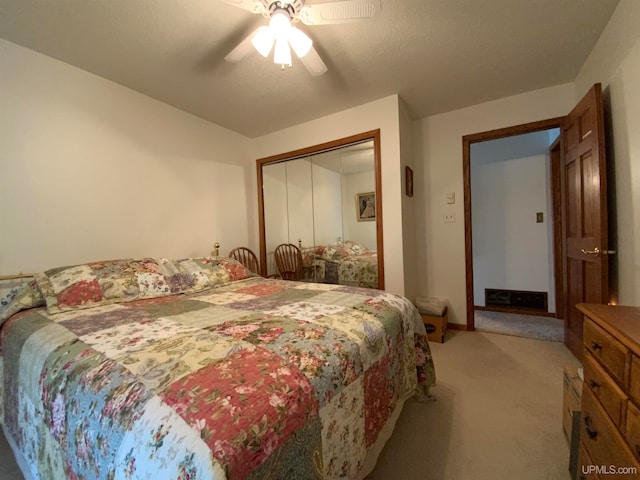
[470,131,555,312]
[574,0,640,305]
[251,96,406,295]
[0,40,253,275]
[414,84,575,325]
[399,98,417,302]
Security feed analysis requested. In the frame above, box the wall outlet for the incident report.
[444,213,455,223]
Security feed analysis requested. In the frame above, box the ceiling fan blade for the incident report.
[217,0,266,14]
[299,46,328,76]
[299,0,381,25]
[224,28,261,63]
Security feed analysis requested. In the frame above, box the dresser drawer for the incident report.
[583,318,629,386]
[581,387,640,471]
[578,442,600,479]
[583,351,627,427]
[630,355,640,406]
[626,401,640,462]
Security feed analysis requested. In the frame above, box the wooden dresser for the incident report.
[576,303,640,479]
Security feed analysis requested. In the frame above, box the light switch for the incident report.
[447,192,455,204]
[536,212,544,223]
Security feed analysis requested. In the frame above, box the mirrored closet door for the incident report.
[257,130,384,289]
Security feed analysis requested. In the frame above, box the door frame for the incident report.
[462,117,565,330]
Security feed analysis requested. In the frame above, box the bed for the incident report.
[0,256,435,480]
[301,241,378,289]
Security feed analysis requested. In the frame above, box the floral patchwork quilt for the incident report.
[0,256,435,480]
[301,242,379,289]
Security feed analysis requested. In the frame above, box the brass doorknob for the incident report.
[581,247,617,255]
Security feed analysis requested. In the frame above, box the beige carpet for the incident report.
[474,309,564,342]
[366,330,579,480]
[0,330,579,480]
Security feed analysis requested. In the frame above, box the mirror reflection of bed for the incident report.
[257,131,383,289]
[299,239,378,288]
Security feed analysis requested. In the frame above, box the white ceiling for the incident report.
[0,0,619,138]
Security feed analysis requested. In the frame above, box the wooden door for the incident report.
[562,83,610,360]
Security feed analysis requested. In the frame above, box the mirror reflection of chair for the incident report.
[274,243,304,281]
[228,247,260,275]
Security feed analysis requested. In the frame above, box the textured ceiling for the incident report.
[0,0,619,138]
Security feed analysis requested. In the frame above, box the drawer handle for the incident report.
[584,415,598,440]
[590,341,602,351]
[589,379,600,389]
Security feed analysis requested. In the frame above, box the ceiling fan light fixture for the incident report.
[289,27,312,58]
[269,10,292,39]
[273,37,292,66]
[251,26,275,57]
[223,0,347,75]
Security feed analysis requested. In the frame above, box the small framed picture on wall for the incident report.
[406,166,414,197]
[356,192,376,221]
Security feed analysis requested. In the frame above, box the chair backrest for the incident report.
[228,247,260,274]
[274,243,304,281]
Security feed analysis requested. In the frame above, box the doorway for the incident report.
[469,128,563,341]
[462,83,611,360]
[463,118,565,332]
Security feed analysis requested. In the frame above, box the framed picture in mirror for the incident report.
[356,192,376,221]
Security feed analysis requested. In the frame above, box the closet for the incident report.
[257,130,384,289]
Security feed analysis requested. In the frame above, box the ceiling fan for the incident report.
[221,0,382,75]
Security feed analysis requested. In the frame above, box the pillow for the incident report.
[0,280,46,326]
[343,240,368,255]
[157,258,197,294]
[320,246,350,261]
[176,257,254,291]
[35,258,180,314]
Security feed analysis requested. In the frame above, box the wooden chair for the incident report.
[228,247,260,274]
[274,243,304,281]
